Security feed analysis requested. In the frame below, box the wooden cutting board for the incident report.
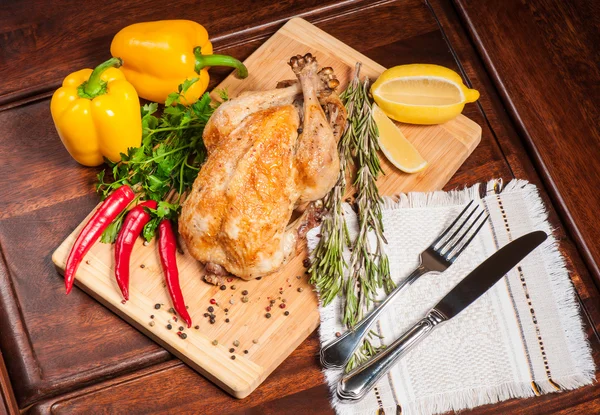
[52,17,481,399]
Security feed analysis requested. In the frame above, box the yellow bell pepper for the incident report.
[50,58,142,166]
[110,20,248,104]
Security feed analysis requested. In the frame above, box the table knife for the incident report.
[337,230,548,401]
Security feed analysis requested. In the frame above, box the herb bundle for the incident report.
[309,64,394,328]
[96,79,221,242]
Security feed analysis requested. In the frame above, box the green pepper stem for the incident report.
[82,57,123,98]
[194,47,248,79]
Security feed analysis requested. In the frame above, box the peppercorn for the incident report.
[244,350,248,354]
[297,287,304,292]
[225,318,230,323]
[150,315,155,319]
[265,313,271,318]
[242,296,249,303]
[279,303,286,309]
[284,311,290,316]
[296,275,301,279]
[270,299,276,305]
[195,325,200,330]
[169,308,175,314]
[209,319,215,324]
[154,304,161,309]
[335,332,341,337]
[233,340,240,347]
[179,326,184,331]
[266,306,271,312]
[203,313,209,317]
[140,264,145,268]
[210,298,216,305]
[229,348,235,353]
[149,321,155,327]
[231,355,236,360]
[180,333,188,339]
[167,324,172,330]
[241,290,248,296]
[212,340,218,346]
[220,285,227,290]
[303,258,311,268]
[231,285,236,290]
[207,306,214,312]
[224,308,229,312]
[256,277,262,280]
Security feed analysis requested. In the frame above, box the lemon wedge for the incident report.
[372,104,428,173]
[371,64,479,125]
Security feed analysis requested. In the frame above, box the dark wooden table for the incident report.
[0,0,598,413]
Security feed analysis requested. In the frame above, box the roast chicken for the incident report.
[179,53,347,281]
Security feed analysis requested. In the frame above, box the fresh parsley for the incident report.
[96,81,220,242]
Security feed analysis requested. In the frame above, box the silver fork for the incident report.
[320,200,489,369]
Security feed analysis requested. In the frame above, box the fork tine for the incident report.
[430,200,474,248]
[443,209,486,257]
[446,213,490,262]
[435,202,479,253]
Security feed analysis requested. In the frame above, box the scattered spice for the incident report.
[179,326,184,331]
[195,325,200,330]
[241,290,248,296]
[270,299,276,305]
[284,311,290,316]
[231,355,236,360]
[149,321,155,327]
[233,340,240,347]
[241,296,249,303]
[266,306,271,312]
[229,348,235,353]
[212,340,218,345]
[279,303,286,309]
[140,264,145,269]
[224,308,229,312]
[244,350,248,354]
[220,285,227,291]
[150,315,155,319]
[230,285,236,290]
[180,333,188,339]
[265,313,271,319]
[167,324,172,330]
[154,304,161,309]
[302,258,311,268]
[225,318,230,323]
[297,287,304,292]
[210,298,216,305]
[209,319,215,324]
[207,306,214,312]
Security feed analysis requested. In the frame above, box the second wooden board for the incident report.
[53,18,481,398]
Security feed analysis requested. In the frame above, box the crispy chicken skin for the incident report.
[179,54,347,280]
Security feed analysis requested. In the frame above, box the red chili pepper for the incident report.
[114,200,157,301]
[158,219,192,327]
[65,185,135,294]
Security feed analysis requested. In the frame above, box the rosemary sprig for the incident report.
[344,330,386,373]
[309,63,395,328]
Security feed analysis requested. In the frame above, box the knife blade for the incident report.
[337,230,548,401]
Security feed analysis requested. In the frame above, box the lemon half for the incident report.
[371,64,479,125]
[372,104,428,173]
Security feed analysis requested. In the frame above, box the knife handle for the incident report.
[337,308,447,401]
[320,265,429,369]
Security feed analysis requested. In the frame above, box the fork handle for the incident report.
[337,308,447,401]
[320,265,429,369]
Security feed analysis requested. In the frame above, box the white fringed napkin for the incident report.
[307,180,595,415]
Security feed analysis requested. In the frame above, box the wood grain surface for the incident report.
[52,17,481,399]
[454,0,600,288]
[0,0,598,413]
